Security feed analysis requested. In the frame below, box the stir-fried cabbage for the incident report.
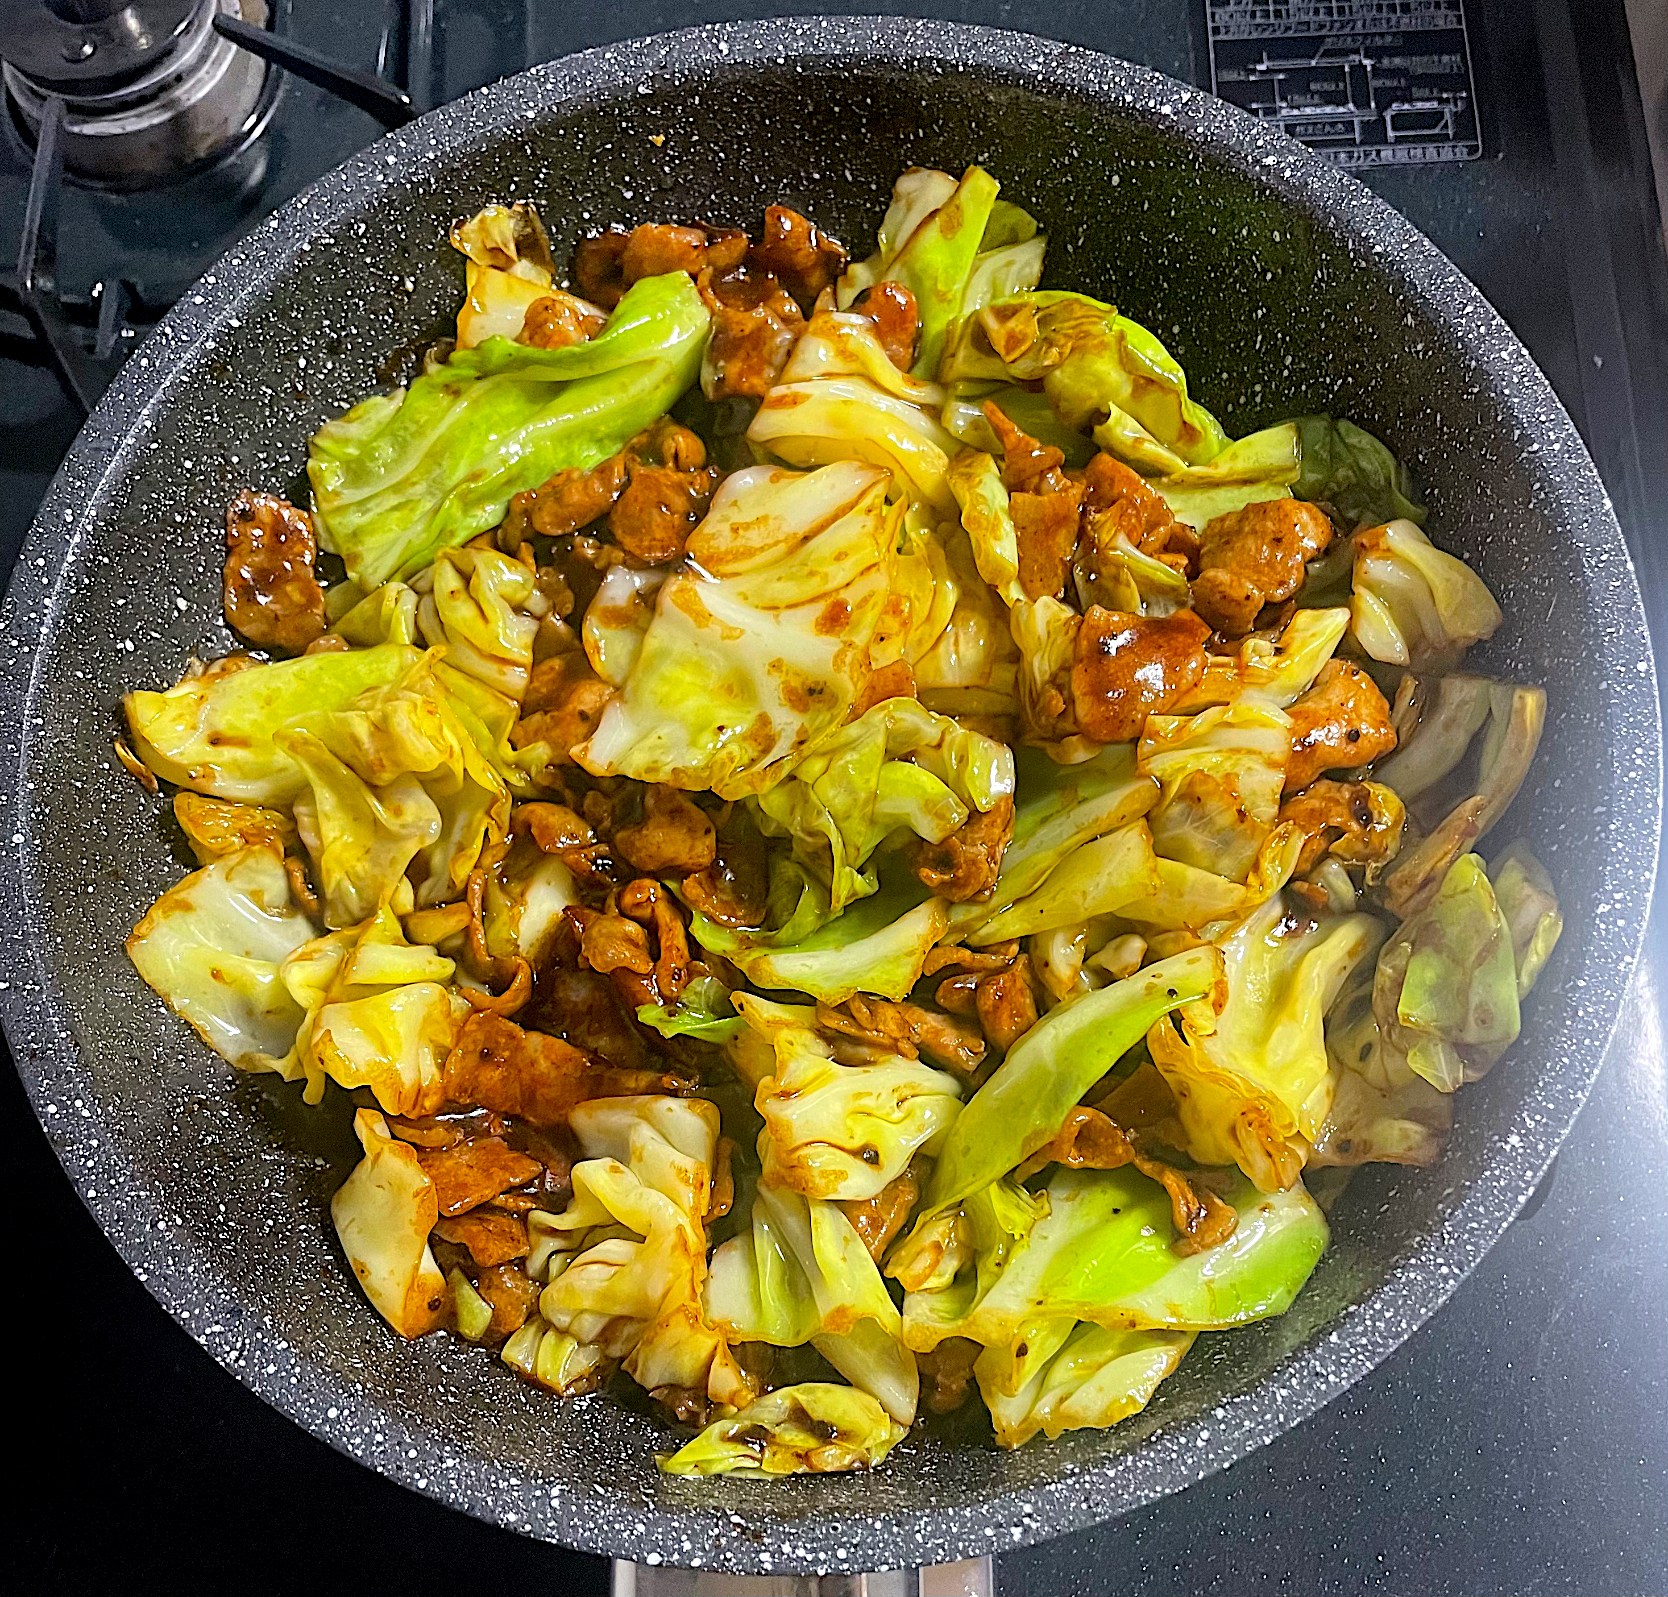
[126,645,420,804]
[414,545,540,701]
[707,1167,918,1424]
[954,744,1156,928]
[294,904,465,1113]
[1148,894,1386,1191]
[754,696,1014,913]
[925,948,1225,1215]
[1310,961,1454,1169]
[480,835,576,967]
[449,200,562,348]
[904,1163,1327,1355]
[582,563,665,689]
[660,1383,907,1476]
[576,462,894,797]
[947,448,1025,606]
[1491,845,1564,999]
[500,1312,613,1395]
[960,822,1158,946]
[1139,702,1291,884]
[281,657,511,925]
[172,792,297,867]
[637,975,743,1043]
[981,1322,1195,1448]
[1010,593,1081,745]
[1175,607,1352,715]
[908,520,1022,718]
[531,1095,752,1412]
[748,308,961,513]
[1350,518,1503,671]
[310,272,709,588]
[940,384,1095,468]
[331,1108,449,1338]
[691,879,951,1004]
[730,995,962,1200]
[940,291,1228,471]
[837,164,1042,377]
[127,845,317,1077]
[1371,853,1521,1093]
[1379,681,1545,918]
[116,161,1562,1479]
[1292,415,1426,530]
[1114,825,1306,934]
[1153,424,1301,529]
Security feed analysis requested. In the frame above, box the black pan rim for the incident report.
[0,14,1659,1574]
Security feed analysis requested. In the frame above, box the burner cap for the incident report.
[2,0,271,186]
[0,1,200,97]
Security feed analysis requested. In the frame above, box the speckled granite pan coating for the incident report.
[0,16,1658,1576]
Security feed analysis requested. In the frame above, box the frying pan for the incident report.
[0,16,1658,1577]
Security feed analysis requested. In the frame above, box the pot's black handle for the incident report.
[611,1556,994,1596]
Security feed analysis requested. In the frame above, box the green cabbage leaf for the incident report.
[660,1383,907,1476]
[1139,702,1292,884]
[731,994,963,1201]
[292,902,465,1114]
[125,644,420,805]
[308,272,709,588]
[904,1163,1327,1353]
[500,1311,613,1396]
[1174,607,1351,716]
[1490,845,1564,999]
[1350,517,1502,672]
[925,947,1226,1215]
[1379,682,1545,918]
[1309,959,1453,1169]
[481,835,577,967]
[575,462,896,798]
[980,1322,1194,1448]
[413,545,541,701]
[1371,853,1521,1093]
[689,877,950,1004]
[636,975,743,1044]
[940,385,1095,468]
[957,822,1158,947]
[281,655,511,925]
[1148,893,1386,1190]
[952,743,1158,939]
[747,307,961,514]
[940,291,1228,470]
[1291,415,1426,530]
[531,1095,753,1411]
[909,522,1023,718]
[326,580,420,647]
[753,696,1014,914]
[706,1168,918,1425]
[126,845,318,1078]
[330,1107,449,1337]
[836,164,1040,377]
[1152,423,1301,529]
[946,447,1023,606]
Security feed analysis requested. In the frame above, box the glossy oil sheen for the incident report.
[0,16,1658,1576]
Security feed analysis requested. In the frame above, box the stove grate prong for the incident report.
[212,14,416,130]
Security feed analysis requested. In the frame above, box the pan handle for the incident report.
[612,1555,994,1596]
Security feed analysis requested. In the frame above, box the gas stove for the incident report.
[2,3,1665,1593]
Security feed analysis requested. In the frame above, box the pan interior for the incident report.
[2,21,1657,1573]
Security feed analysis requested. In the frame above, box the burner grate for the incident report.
[0,0,430,415]
[2,1,274,186]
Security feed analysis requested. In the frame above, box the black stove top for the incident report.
[2,3,1664,1592]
